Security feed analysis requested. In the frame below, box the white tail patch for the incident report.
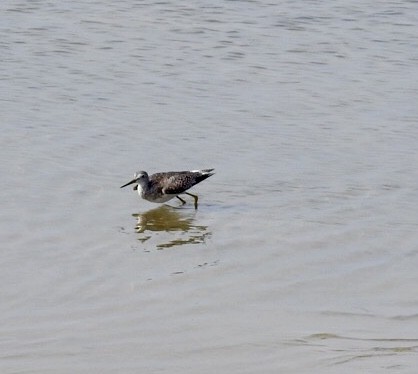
[191,169,214,174]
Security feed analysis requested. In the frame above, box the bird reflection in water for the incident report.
[132,205,211,249]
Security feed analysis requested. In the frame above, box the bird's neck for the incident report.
[137,179,149,197]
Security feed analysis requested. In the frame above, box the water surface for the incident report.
[1,0,418,373]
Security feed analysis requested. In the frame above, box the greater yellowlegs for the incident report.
[120,169,214,209]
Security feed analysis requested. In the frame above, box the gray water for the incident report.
[1,0,418,373]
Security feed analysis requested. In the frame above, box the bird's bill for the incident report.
[120,178,137,188]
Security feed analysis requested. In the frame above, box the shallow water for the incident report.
[1,0,418,372]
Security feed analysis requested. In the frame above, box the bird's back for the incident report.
[150,169,214,195]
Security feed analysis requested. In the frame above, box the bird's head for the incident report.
[120,171,148,190]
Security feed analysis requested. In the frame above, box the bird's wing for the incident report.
[161,173,195,195]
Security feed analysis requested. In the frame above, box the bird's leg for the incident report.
[185,192,198,209]
[176,195,186,205]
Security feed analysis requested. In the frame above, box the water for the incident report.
[1,0,418,372]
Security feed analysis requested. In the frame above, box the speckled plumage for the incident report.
[121,169,214,208]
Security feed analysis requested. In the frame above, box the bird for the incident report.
[120,169,214,209]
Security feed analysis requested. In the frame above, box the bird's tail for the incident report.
[201,168,215,175]
[194,168,215,183]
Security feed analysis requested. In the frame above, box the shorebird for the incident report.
[120,169,214,209]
